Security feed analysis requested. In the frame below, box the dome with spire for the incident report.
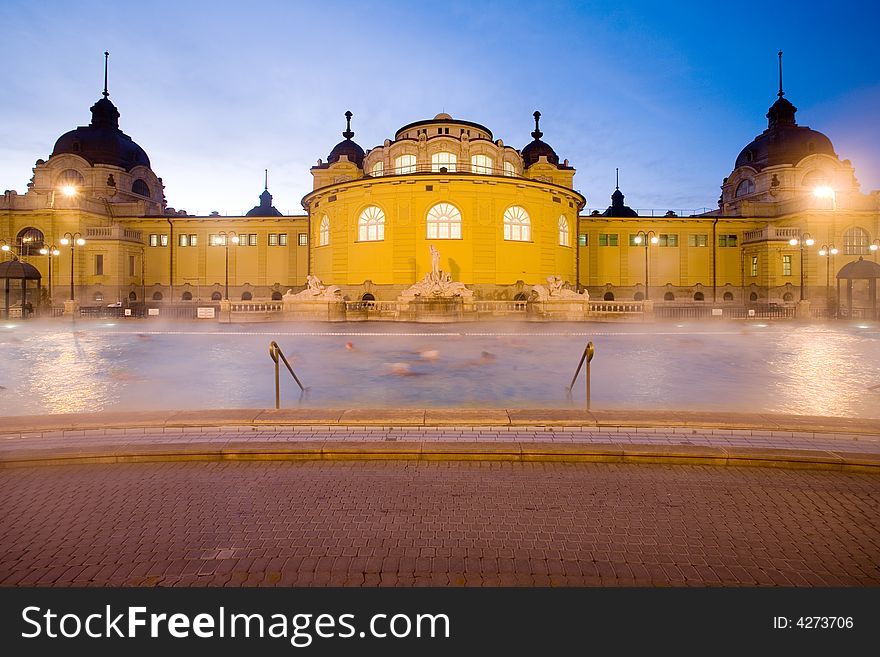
[50,52,150,171]
[246,170,282,217]
[601,186,638,217]
[521,111,560,168]
[327,110,365,168]
[734,52,835,172]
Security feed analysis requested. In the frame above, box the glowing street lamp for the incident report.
[813,186,836,210]
[60,232,86,301]
[788,232,814,301]
[218,231,239,300]
[870,239,879,260]
[633,230,658,300]
[39,245,61,306]
[60,185,78,198]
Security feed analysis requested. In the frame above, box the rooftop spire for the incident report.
[103,51,110,98]
[342,110,354,140]
[616,167,619,190]
[264,168,268,191]
[777,50,784,98]
[531,110,543,140]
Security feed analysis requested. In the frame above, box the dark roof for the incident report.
[0,258,41,280]
[601,188,638,217]
[328,138,365,168]
[734,96,835,171]
[246,188,283,217]
[394,115,493,141]
[521,110,562,169]
[837,257,880,280]
[51,96,150,171]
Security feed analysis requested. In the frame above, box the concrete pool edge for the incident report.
[2,408,878,436]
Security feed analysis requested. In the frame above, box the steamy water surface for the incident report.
[1,320,878,418]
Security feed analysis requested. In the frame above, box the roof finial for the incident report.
[616,167,619,190]
[342,110,354,140]
[264,168,268,191]
[531,110,543,140]
[103,51,110,98]
[777,50,784,98]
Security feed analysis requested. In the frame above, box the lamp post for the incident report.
[788,232,814,301]
[632,230,658,300]
[38,244,61,307]
[218,231,239,300]
[60,232,86,301]
[818,244,838,317]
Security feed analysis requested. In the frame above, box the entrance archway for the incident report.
[836,257,880,319]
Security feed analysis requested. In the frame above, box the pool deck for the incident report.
[1,409,879,471]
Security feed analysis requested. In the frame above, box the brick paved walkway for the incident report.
[1,461,878,587]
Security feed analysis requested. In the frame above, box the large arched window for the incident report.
[735,179,755,197]
[558,216,570,246]
[802,170,829,188]
[16,227,45,256]
[358,206,385,241]
[503,161,516,177]
[503,206,531,242]
[370,161,384,176]
[394,154,416,174]
[431,152,457,172]
[132,179,150,197]
[470,154,493,174]
[426,203,462,239]
[319,216,330,246]
[843,227,870,255]
[58,169,84,187]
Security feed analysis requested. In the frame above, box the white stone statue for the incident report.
[430,244,440,281]
[284,275,342,300]
[399,245,474,299]
[531,275,589,301]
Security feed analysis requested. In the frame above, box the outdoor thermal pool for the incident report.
[0,320,878,418]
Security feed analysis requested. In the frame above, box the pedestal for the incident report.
[63,299,79,317]
[795,299,811,319]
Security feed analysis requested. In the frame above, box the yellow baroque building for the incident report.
[1,73,879,318]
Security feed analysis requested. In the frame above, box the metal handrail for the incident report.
[568,341,595,410]
[269,340,305,409]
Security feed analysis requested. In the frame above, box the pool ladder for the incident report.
[269,341,305,409]
[568,341,595,410]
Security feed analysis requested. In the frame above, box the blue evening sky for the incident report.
[1,0,878,216]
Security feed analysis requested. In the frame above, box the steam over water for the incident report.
[1,320,878,418]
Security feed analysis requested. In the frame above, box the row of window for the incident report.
[369,154,518,177]
[148,233,306,247]
[746,255,796,277]
[318,205,571,246]
[587,234,739,247]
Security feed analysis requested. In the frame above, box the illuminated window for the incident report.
[298,233,308,246]
[471,154,493,174]
[688,234,708,247]
[159,234,168,247]
[782,254,792,276]
[426,203,462,239]
[132,179,150,197]
[189,234,197,247]
[371,161,384,176]
[558,216,570,246]
[178,234,189,247]
[319,216,330,246]
[149,234,158,247]
[503,206,531,242]
[578,234,588,247]
[719,234,738,247]
[735,179,755,197]
[751,256,758,277]
[599,234,618,247]
[658,234,678,247]
[278,233,287,246]
[395,154,416,174]
[843,227,869,255]
[58,169,84,186]
[358,206,385,241]
[431,152,457,172]
[16,227,45,255]
[503,161,516,177]
[268,233,277,246]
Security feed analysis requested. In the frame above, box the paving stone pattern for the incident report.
[1,461,878,587]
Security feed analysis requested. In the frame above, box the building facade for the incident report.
[2,73,878,317]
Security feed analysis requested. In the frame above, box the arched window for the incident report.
[16,227,45,256]
[558,216,570,246]
[152,291,163,301]
[132,179,150,197]
[603,292,615,301]
[503,206,531,242]
[735,179,755,197]
[129,291,137,301]
[361,293,375,301]
[93,292,104,302]
[370,161,384,176]
[802,170,829,188]
[426,203,462,239]
[503,161,516,177]
[783,292,794,302]
[843,227,869,255]
[58,169,84,187]
[271,291,283,300]
[513,292,529,301]
[211,291,222,301]
[634,292,644,301]
[181,291,193,301]
[693,292,705,301]
[358,206,385,241]
[431,152,457,172]
[394,154,416,174]
[319,215,330,246]
[663,292,675,301]
[723,291,734,301]
[749,292,759,302]
[470,154,493,174]
[241,291,253,301]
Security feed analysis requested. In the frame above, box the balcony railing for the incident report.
[742,226,801,244]
[364,162,524,179]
